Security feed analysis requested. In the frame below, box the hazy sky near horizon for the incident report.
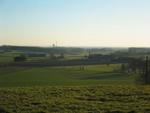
[0,0,150,47]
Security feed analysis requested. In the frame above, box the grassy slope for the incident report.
[0,85,149,113]
[0,64,135,87]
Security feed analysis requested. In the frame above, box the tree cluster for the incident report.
[124,56,150,85]
[14,54,27,62]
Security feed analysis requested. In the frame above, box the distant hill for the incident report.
[0,45,86,54]
[0,45,124,55]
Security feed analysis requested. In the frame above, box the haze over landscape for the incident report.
[1,1,150,113]
[1,0,150,47]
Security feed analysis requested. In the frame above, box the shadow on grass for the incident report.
[80,73,123,80]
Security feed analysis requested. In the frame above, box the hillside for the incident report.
[0,64,135,87]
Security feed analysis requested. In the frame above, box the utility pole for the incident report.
[56,41,58,47]
[145,56,149,84]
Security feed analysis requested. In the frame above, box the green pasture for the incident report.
[0,52,19,64]
[0,64,136,87]
[0,56,14,64]
[0,52,87,64]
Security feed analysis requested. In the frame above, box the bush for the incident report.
[14,55,27,62]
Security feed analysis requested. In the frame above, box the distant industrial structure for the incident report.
[51,41,58,48]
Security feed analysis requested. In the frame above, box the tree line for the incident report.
[121,56,150,85]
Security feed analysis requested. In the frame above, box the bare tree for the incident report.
[141,56,150,84]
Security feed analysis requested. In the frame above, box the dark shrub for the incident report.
[14,55,27,62]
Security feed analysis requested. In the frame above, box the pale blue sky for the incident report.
[0,0,150,47]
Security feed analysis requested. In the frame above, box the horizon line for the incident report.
[1,44,150,49]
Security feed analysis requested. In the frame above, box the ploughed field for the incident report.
[0,64,135,87]
[0,85,149,113]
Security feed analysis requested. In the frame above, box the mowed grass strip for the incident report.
[0,64,135,87]
[0,85,149,113]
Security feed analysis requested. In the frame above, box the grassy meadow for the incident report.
[0,64,135,87]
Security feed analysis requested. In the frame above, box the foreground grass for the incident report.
[0,85,149,113]
[0,64,135,87]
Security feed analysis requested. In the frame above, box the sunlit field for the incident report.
[0,64,135,87]
[0,85,149,113]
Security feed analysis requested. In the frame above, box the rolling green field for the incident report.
[0,85,149,113]
[0,64,135,87]
[0,58,148,113]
